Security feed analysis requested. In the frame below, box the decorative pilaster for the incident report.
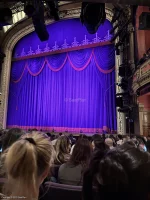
[138,103,144,135]
[143,111,150,136]
[115,48,126,135]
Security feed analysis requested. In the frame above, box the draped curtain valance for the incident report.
[11,45,115,82]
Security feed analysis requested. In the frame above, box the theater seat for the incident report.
[39,182,82,200]
[0,178,7,193]
[50,165,60,180]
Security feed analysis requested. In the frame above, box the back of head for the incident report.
[105,138,113,148]
[55,136,70,164]
[2,128,24,151]
[3,132,53,199]
[70,138,92,167]
[78,134,88,140]
[59,133,63,137]
[46,132,52,138]
[98,142,150,199]
[92,135,108,151]
[118,134,123,140]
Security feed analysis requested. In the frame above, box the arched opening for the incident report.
[6,18,116,133]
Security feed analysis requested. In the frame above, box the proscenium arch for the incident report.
[0,7,113,129]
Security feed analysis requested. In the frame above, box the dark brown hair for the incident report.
[70,138,92,168]
[2,128,24,151]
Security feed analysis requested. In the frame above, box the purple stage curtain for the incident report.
[7,45,116,133]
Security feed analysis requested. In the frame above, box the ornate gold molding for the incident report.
[132,59,150,93]
[0,7,113,129]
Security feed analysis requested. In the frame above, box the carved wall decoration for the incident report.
[132,59,150,93]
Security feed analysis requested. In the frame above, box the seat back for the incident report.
[0,178,7,193]
[50,165,60,179]
[39,182,82,200]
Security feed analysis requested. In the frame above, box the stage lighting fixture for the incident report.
[46,1,60,21]
[116,92,129,96]
[115,46,120,55]
[80,2,106,34]
[24,2,35,17]
[110,19,131,42]
[118,107,131,113]
[116,96,123,108]
[25,0,49,42]
[116,30,129,48]
[111,8,122,24]
[119,67,126,77]
[118,78,128,91]
[0,8,13,26]
[33,18,49,41]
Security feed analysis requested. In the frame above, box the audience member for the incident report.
[2,132,53,200]
[137,138,147,152]
[68,134,76,145]
[92,134,108,152]
[146,135,150,152]
[58,138,92,185]
[46,132,52,138]
[54,136,71,165]
[109,134,117,145]
[59,133,63,137]
[123,135,130,143]
[105,138,114,149]
[116,134,123,145]
[2,128,24,152]
[2,128,150,200]
[70,134,88,154]
[51,135,59,146]
[83,142,150,200]
[82,138,108,198]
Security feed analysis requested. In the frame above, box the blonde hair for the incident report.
[3,132,53,200]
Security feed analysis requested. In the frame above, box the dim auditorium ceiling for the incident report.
[0,1,81,33]
[0,0,149,33]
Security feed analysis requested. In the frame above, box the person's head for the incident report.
[122,135,130,143]
[117,134,123,140]
[92,135,108,151]
[98,142,150,198]
[105,138,114,149]
[102,134,106,140]
[136,138,147,152]
[46,132,51,137]
[55,136,71,164]
[78,134,88,140]
[83,142,150,200]
[70,138,92,168]
[59,133,63,137]
[3,132,53,199]
[137,136,146,145]
[2,128,24,151]
[69,134,73,138]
